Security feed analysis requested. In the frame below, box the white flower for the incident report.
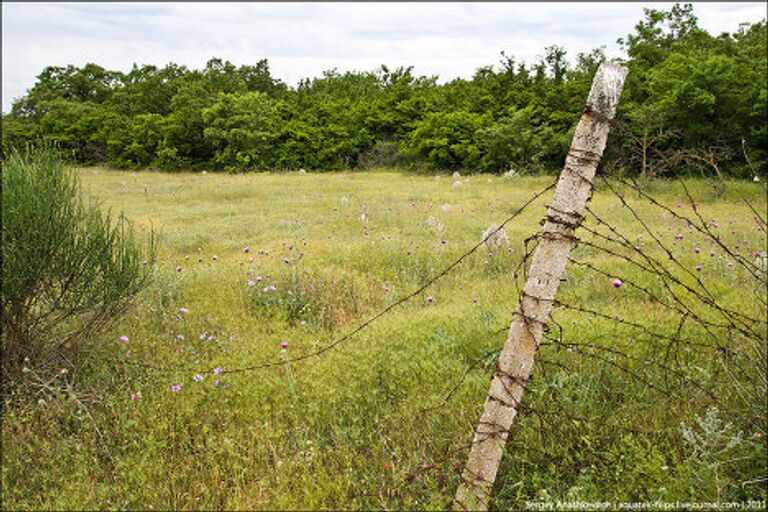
[452,171,461,178]
[452,180,462,188]
[482,224,510,251]
[426,216,445,236]
[503,168,519,179]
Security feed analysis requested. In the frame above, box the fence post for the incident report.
[453,62,628,511]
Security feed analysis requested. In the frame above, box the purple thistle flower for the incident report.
[426,295,434,303]
[472,297,478,303]
[727,261,734,268]
[675,234,684,240]
[176,266,183,272]
[247,280,256,287]
[709,250,715,257]
[612,279,623,288]
[212,255,218,261]
[695,265,703,272]
[280,341,289,350]
[243,247,250,253]
[694,247,701,254]
[256,275,263,282]
[198,257,203,263]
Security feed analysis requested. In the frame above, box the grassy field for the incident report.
[3,168,766,510]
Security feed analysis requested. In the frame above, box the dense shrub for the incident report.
[1,144,155,391]
[1,6,765,176]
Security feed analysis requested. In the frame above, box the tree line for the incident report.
[2,4,766,178]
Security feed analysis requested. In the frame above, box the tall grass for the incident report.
[1,168,765,510]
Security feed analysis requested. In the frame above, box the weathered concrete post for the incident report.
[453,62,628,511]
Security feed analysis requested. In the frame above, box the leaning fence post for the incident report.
[453,62,628,511]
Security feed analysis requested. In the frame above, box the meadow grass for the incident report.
[3,168,766,510]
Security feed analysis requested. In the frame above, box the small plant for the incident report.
[680,406,748,500]
[1,143,154,392]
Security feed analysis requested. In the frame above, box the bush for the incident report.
[1,144,154,391]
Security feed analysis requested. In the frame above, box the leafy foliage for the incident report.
[1,4,766,176]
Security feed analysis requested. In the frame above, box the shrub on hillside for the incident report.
[1,144,155,392]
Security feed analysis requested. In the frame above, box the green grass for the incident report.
[3,168,766,510]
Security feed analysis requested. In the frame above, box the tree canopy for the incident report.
[2,5,766,177]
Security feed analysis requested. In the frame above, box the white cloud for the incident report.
[2,2,765,113]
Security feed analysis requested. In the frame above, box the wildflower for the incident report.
[452,171,461,178]
[482,224,509,251]
[131,393,140,400]
[695,265,703,272]
[675,234,684,240]
[426,296,434,303]
[214,367,223,376]
[727,261,734,268]
[214,380,221,386]
[193,374,204,382]
[170,384,182,393]
[256,275,263,282]
[176,334,185,341]
[198,257,203,263]
[176,266,183,272]
[385,461,394,469]
[709,250,715,257]
[612,279,623,288]
[472,297,478,303]
[284,258,292,264]
[452,180,462,188]
[179,307,189,314]
[212,255,218,261]
[694,247,701,254]
[119,335,129,344]
[441,239,447,245]
[247,280,255,287]
[199,332,208,340]
[280,342,289,350]
[243,247,250,253]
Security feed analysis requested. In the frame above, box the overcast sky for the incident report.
[2,2,766,113]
